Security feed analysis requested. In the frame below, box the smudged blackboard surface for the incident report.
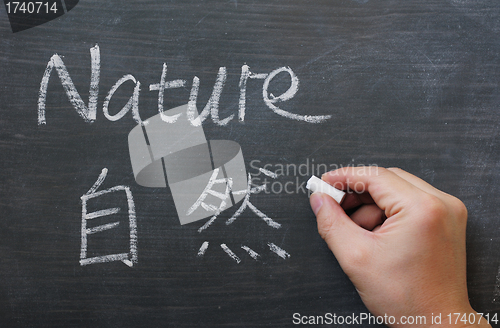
[1,1,500,327]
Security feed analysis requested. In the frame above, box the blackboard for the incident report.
[1,1,500,327]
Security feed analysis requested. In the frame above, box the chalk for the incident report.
[187,67,234,127]
[306,175,346,204]
[258,167,278,178]
[268,242,290,259]
[80,168,138,267]
[262,66,332,123]
[221,244,241,263]
[38,44,100,125]
[197,241,209,257]
[241,245,260,260]
[149,63,187,124]
[225,173,281,229]
[38,44,332,126]
[103,74,142,123]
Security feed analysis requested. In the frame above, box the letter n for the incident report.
[37,44,100,125]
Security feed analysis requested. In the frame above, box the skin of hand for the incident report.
[309,166,491,328]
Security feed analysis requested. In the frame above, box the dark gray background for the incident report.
[1,1,499,327]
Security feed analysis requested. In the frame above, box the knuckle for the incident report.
[449,195,468,221]
[425,194,448,217]
[350,247,369,266]
[344,247,371,273]
[417,193,468,236]
[420,194,448,228]
[421,193,468,223]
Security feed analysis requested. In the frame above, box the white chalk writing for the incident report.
[196,166,290,263]
[268,243,291,259]
[226,173,281,229]
[37,44,331,126]
[80,168,138,267]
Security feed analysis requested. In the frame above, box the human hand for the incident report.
[309,167,490,328]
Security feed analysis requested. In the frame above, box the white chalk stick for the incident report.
[306,175,346,204]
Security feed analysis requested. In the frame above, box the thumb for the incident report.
[310,192,371,263]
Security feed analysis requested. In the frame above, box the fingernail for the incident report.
[310,193,323,215]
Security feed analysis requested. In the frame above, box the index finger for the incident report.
[322,166,425,218]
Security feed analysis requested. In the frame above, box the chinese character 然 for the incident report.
[196,168,281,233]
[195,165,290,262]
